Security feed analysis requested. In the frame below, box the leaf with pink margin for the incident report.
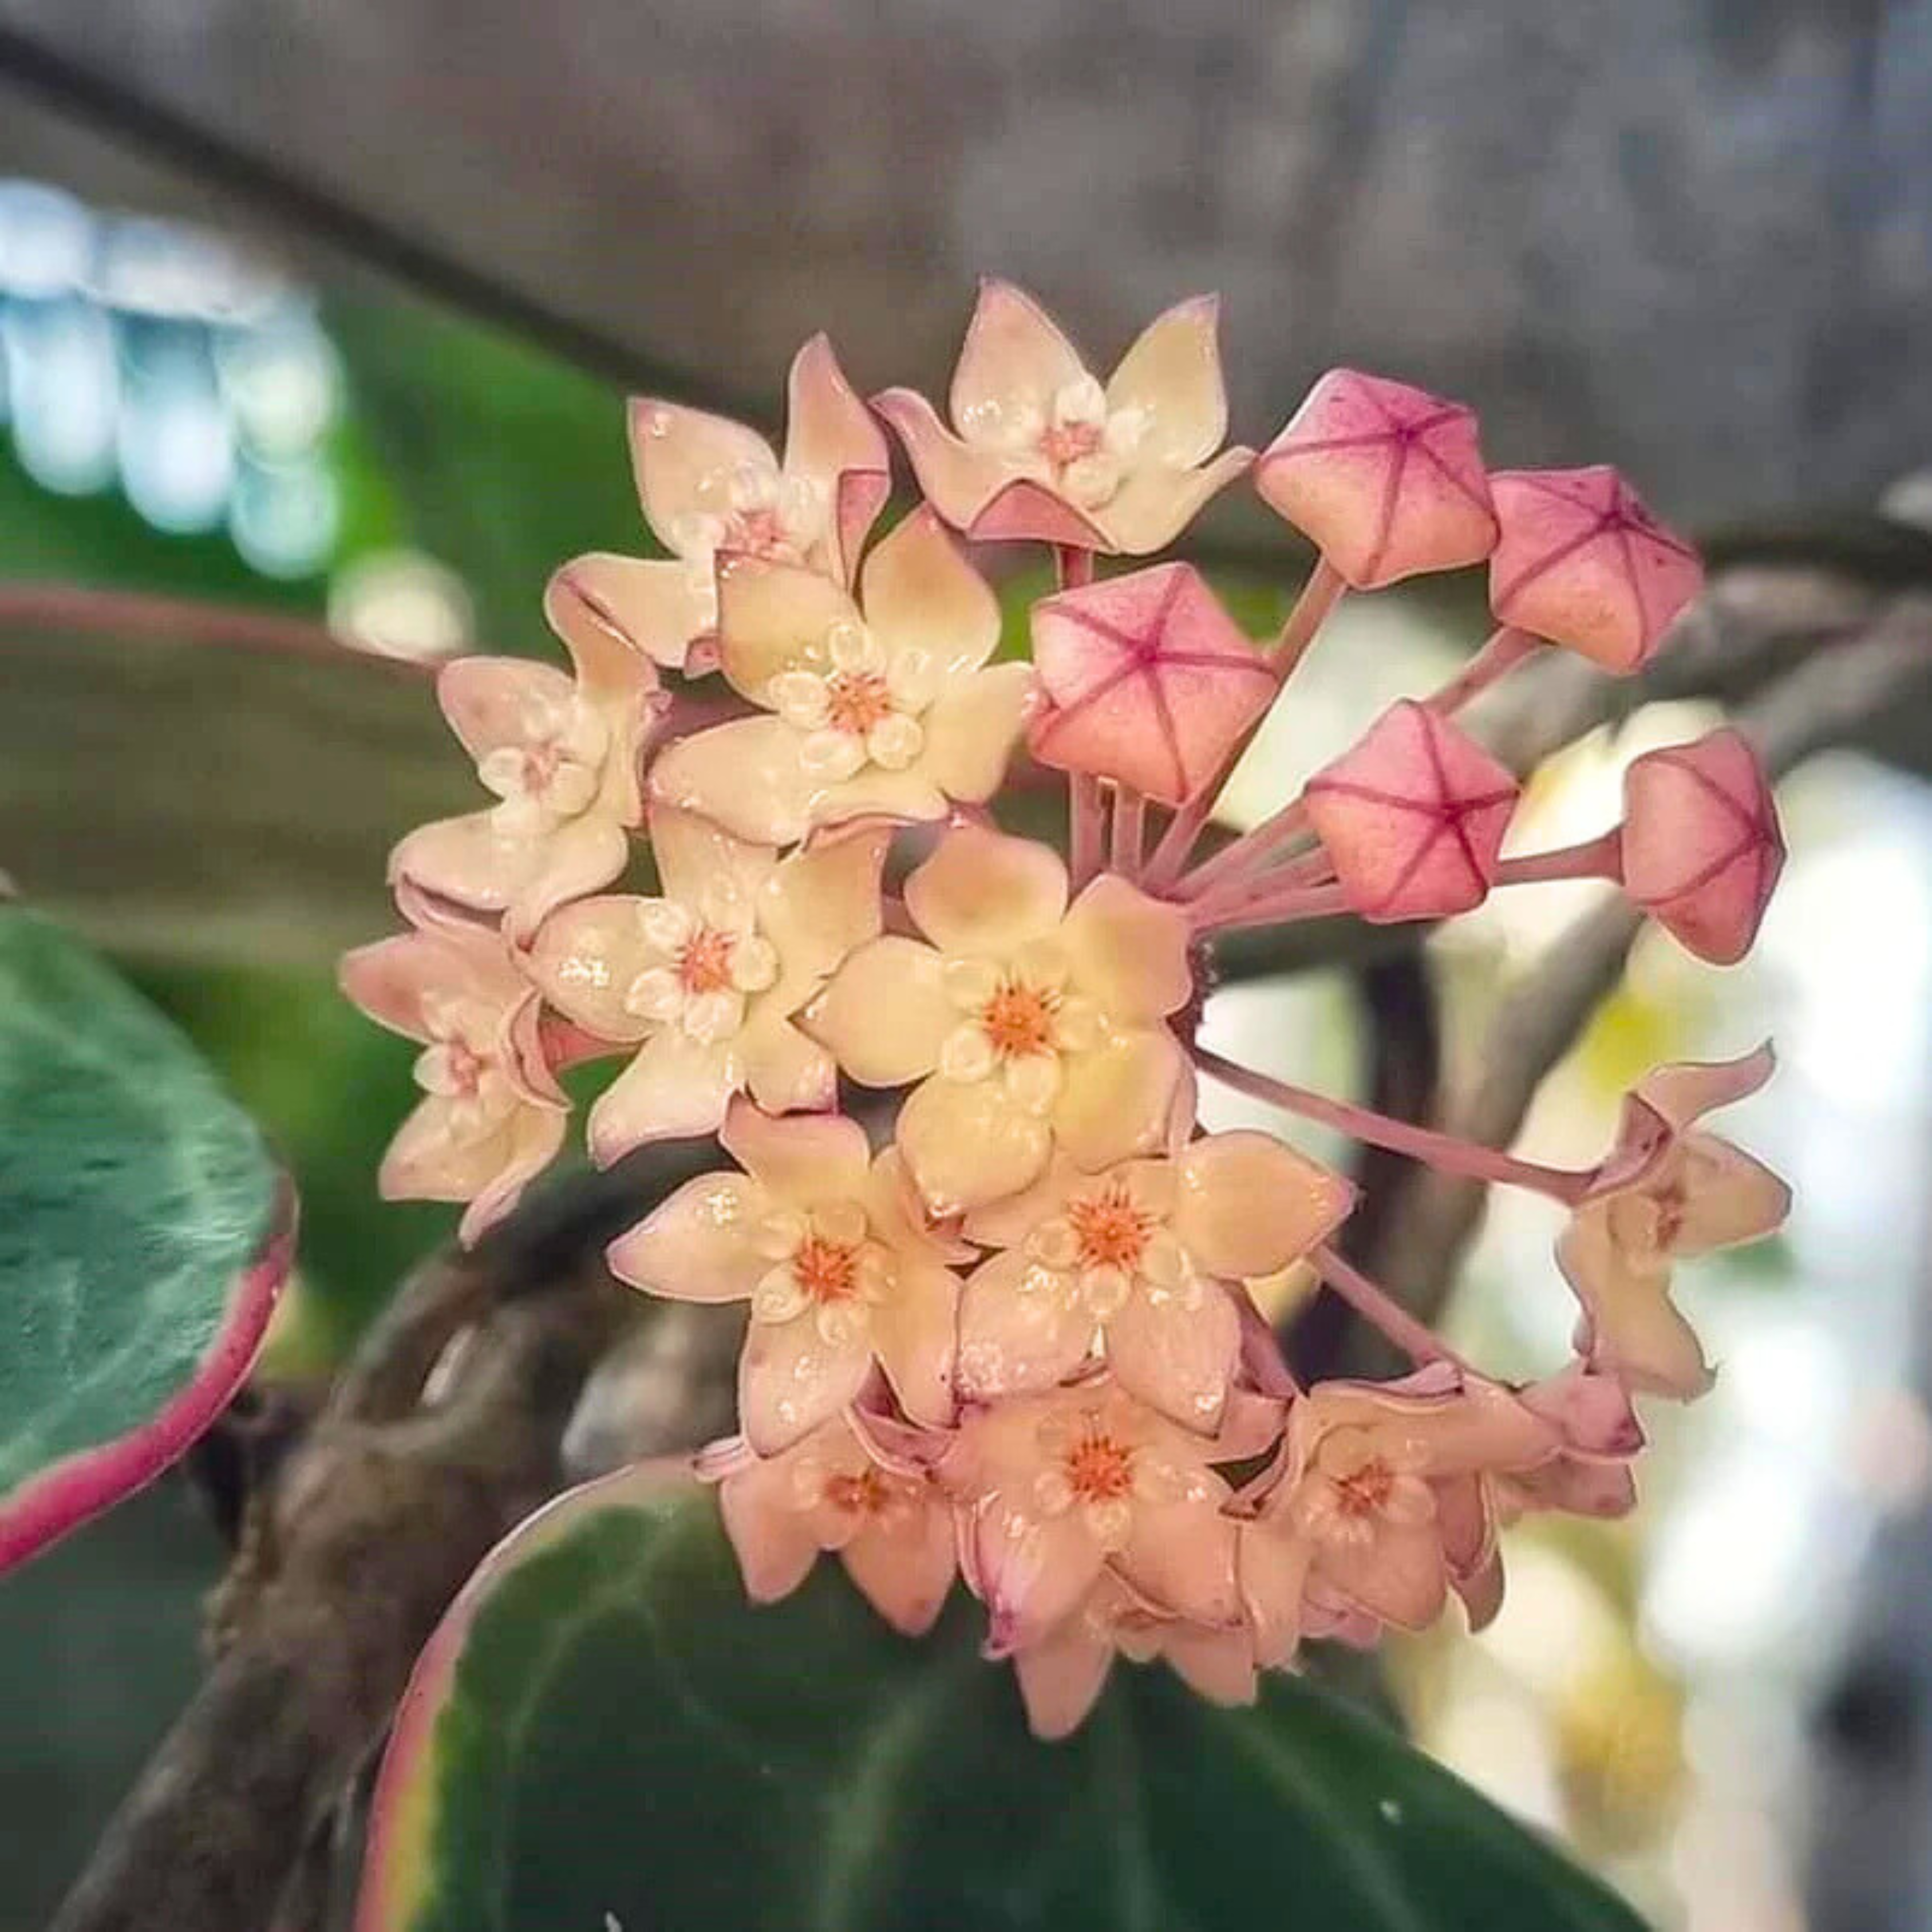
[1254,369,1498,589]
[354,1469,1645,1932]
[1028,563,1278,805]
[1305,700,1520,921]
[1488,467,1703,672]
[0,906,292,1573]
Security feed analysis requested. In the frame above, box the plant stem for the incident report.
[1109,785,1147,879]
[1174,798,1313,902]
[1309,1244,1465,1368]
[1270,556,1346,673]
[1054,544,1096,591]
[1070,773,1105,887]
[1192,1045,1588,1203]
[1423,625,1542,715]
[1191,880,1352,934]
[1493,827,1624,886]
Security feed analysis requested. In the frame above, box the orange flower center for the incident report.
[793,1234,860,1303]
[1067,1185,1153,1272]
[725,505,787,555]
[1063,1430,1135,1503]
[823,1467,891,1518]
[1040,420,1104,469]
[677,927,736,995]
[979,981,1058,1060]
[825,670,895,737]
[1333,1457,1396,1520]
[441,1039,488,1097]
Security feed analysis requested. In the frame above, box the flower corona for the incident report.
[345,281,1791,1739]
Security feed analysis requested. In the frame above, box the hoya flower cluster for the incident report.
[344,283,1791,1739]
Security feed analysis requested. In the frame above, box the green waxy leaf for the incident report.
[359,1472,1645,1932]
[0,907,292,1571]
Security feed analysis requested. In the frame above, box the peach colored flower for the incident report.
[1559,1046,1791,1398]
[338,891,567,1244]
[389,568,661,942]
[803,825,1194,1216]
[1237,1367,1560,1668]
[1026,563,1279,805]
[955,1136,1354,1430]
[647,508,1036,844]
[523,806,887,1163]
[1621,728,1785,966]
[872,282,1253,554]
[609,1101,964,1454]
[942,1379,1242,1654]
[1488,467,1703,673]
[703,1417,955,1636]
[551,335,888,673]
[1304,699,1520,921]
[1254,369,1499,589]
[1012,1571,1255,1741]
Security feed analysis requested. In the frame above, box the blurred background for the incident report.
[0,4,1929,1927]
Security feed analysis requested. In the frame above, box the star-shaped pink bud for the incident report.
[1621,728,1784,966]
[338,890,568,1244]
[702,1417,957,1637]
[1253,369,1499,588]
[557,334,890,673]
[1303,699,1520,921]
[1496,1363,1645,1522]
[1488,467,1703,673]
[1026,563,1279,805]
[608,1101,965,1454]
[872,282,1253,555]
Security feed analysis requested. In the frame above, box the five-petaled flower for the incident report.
[649,508,1036,844]
[339,888,568,1244]
[703,1416,957,1636]
[389,568,661,942]
[1558,1046,1791,1399]
[873,282,1253,554]
[554,335,889,674]
[955,1136,1353,1429]
[523,805,887,1162]
[1238,1366,1560,1668]
[804,824,1194,1216]
[610,1100,964,1452]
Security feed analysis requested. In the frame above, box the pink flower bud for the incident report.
[1621,728,1784,965]
[1488,467,1702,672]
[1028,562,1278,804]
[1254,369,1499,588]
[1304,700,1519,920]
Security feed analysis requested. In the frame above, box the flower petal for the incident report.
[1013,1602,1117,1740]
[950,280,1089,436]
[968,477,1113,550]
[647,715,820,846]
[388,810,546,922]
[956,1249,1096,1402]
[970,1495,1106,1652]
[758,822,890,987]
[627,398,776,550]
[898,1073,1053,1217]
[1156,1621,1257,1708]
[1237,1517,1312,1669]
[904,824,1068,957]
[587,1029,740,1164]
[647,801,781,910]
[1104,295,1230,469]
[738,1010,839,1116]
[606,1169,771,1302]
[1106,1281,1239,1433]
[1174,1132,1356,1279]
[547,551,713,673]
[871,1253,962,1430]
[738,1307,874,1456]
[841,1502,956,1637]
[504,813,634,945]
[811,769,953,829]
[1313,1520,1448,1631]
[718,1459,823,1602]
[436,656,574,763]
[719,1099,871,1206]
[919,662,1038,805]
[1052,1028,1190,1171]
[1557,1212,1713,1400]
[1092,445,1253,556]
[801,937,953,1087]
[781,333,890,578]
[714,553,862,702]
[869,388,1017,535]
[860,507,1002,679]
[1119,1484,1240,1626]
[522,894,654,1040]
[1674,1135,1792,1252]
[1060,873,1192,1020]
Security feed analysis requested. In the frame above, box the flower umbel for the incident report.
[347,280,1791,1740]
